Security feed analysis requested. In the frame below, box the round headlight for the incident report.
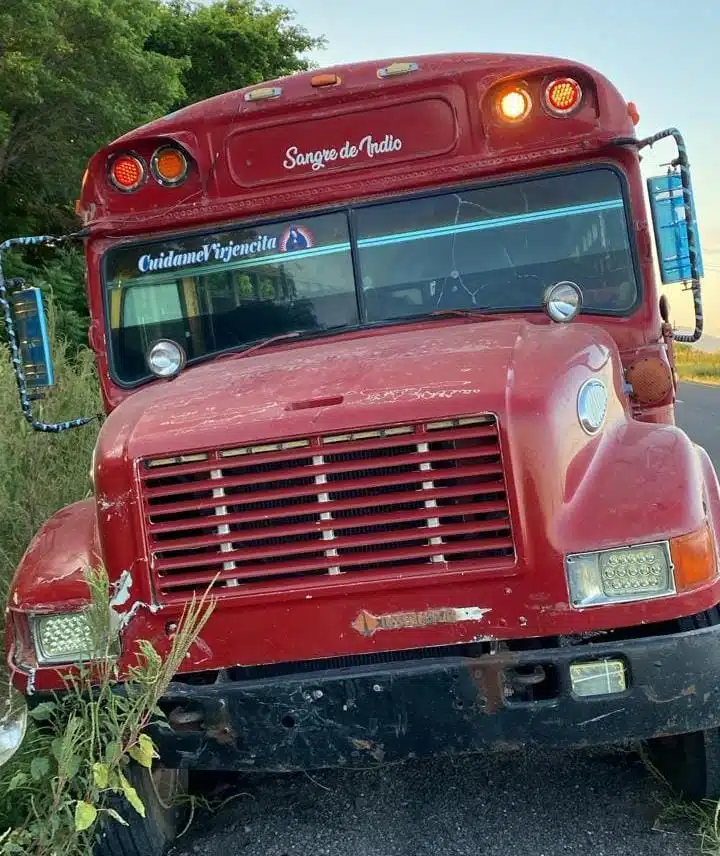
[544,281,582,323]
[146,339,186,379]
[577,379,608,434]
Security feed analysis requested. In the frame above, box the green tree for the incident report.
[0,0,324,349]
[147,0,325,108]
[0,0,187,238]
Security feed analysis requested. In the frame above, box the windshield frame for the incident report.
[101,161,642,389]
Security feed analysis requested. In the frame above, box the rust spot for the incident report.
[207,723,237,745]
[352,606,491,637]
[645,684,696,704]
[350,738,386,762]
[470,662,506,714]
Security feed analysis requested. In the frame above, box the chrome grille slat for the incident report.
[139,415,515,600]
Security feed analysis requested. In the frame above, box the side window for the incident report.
[122,282,184,326]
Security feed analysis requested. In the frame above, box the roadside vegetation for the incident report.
[0,565,214,856]
[0,0,323,849]
[0,322,100,595]
[675,343,720,384]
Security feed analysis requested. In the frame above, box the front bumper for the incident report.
[149,620,720,772]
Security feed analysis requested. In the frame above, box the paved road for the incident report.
[676,381,720,461]
[173,383,717,856]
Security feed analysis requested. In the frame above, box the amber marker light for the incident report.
[151,147,188,186]
[498,87,532,122]
[671,524,718,591]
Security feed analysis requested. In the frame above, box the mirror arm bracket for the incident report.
[0,232,99,433]
[611,128,702,343]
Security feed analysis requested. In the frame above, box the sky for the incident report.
[279,0,720,338]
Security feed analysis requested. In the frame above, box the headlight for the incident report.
[146,339,186,379]
[566,541,675,607]
[30,612,118,665]
[543,280,582,323]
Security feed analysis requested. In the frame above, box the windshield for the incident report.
[105,167,638,384]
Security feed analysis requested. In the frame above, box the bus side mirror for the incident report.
[9,286,55,392]
[1,232,97,432]
[647,171,704,285]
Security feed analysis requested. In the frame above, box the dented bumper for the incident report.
[146,621,720,772]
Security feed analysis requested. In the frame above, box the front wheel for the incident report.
[645,728,720,801]
[95,763,187,856]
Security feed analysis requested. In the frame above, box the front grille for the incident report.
[139,414,515,600]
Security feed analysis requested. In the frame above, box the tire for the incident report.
[94,763,188,856]
[645,727,720,801]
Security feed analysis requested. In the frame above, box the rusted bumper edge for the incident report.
[30,622,720,772]
[132,622,720,772]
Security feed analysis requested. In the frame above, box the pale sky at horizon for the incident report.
[274,0,719,337]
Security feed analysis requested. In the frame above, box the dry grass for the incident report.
[675,343,720,385]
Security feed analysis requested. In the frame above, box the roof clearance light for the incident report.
[244,87,282,102]
[151,146,188,186]
[378,62,419,79]
[109,154,144,192]
[545,77,582,115]
[498,88,532,122]
[311,73,341,87]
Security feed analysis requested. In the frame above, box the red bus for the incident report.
[1,53,716,855]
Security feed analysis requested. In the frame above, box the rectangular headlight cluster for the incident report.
[566,541,674,607]
[31,612,118,665]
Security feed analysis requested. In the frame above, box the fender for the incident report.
[9,498,100,611]
[6,499,99,693]
[695,442,720,548]
[555,420,708,553]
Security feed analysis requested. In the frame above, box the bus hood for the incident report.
[84,315,707,658]
[96,318,625,463]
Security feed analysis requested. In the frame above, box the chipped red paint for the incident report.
[7,53,720,699]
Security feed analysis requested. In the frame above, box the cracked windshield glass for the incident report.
[106,166,637,383]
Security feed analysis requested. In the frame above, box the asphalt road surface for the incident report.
[173,382,717,856]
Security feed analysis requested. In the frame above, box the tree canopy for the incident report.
[148,0,324,109]
[0,0,323,238]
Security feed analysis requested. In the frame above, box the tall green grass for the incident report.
[0,327,102,834]
[0,336,101,607]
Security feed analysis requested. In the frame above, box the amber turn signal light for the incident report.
[671,524,718,591]
[151,147,188,186]
[625,357,674,406]
[497,87,532,122]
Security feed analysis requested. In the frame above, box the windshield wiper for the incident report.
[215,311,500,363]
[427,308,501,321]
[216,324,355,361]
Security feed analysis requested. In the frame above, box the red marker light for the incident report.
[545,78,582,115]
[109,154,144,192]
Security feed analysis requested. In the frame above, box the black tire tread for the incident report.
[94,764,181,856]
[647,727,720,801]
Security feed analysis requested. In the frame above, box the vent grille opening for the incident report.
[140,415,514,600]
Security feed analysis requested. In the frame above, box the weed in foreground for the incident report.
[0,565,214,856]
